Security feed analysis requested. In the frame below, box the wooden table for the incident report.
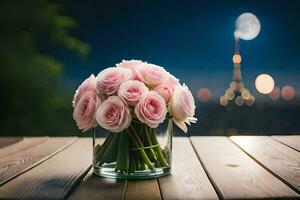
[0,136,299,200]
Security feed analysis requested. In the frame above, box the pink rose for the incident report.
[96,67,132,96]
[153,84,172,103]
[135,91,167,128]
[118,80,149,106]
[73,91,101,132]
[135,63,170,87]
[96,96,131,133]
[168,84,197,133]
[72,74,97,107]
[165,74,180,90]
[116,59,143,80]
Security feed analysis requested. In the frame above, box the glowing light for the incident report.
[235,12,261,40]
[197,88,212,102]
[281,85,295,101]
[234,31,239,38]
[241,89,250,100]
[255,74,275,94]
[237,82,244,91]
[225,89,235,100]
[235,96,244,106]
[246,95,255,106]
[269,87,280,101]
[233,55,242,64]
[230,82,238,91]
[220,96,228,106]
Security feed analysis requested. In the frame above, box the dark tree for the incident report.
[0,0,89,135]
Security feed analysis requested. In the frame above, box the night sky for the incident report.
[46,0,300,101]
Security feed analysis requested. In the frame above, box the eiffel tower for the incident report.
[220,34,255,107]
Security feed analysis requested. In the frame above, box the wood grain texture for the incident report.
[190,136,299,199]
[0,137,77,185]
[0,138,92,200]
[68,170,126,200]
[271,135,300,152]
[159,137,218,200]
[0,137,48,158]
[231,136,300,193]
[125,179,161,200]
[68,138,127,200]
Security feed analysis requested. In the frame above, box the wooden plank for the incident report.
[230,136,300,193]
[125,179,162,200]
[0,137,77,185]
[68,170,126,200]
[0,138,92,200]
[70,137,161,200]
[190,136,299,199]
[0,137,48,158]
[271,135,300,152]
[159,137,218,200]
[68,138,126,200]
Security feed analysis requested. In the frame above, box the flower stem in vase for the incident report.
[126,127,154,170]
[143,125,158,162]
[129,152,136,173]
[94,133,120,166]
[93,144,102,165]
[115,132,129,172]
[140,160,146,170]
[150,128,169,167]
[134,153,140,170]
[94,133,113,165]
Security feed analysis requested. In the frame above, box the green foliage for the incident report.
[0,0,90,135]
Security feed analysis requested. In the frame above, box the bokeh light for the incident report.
[235,96,244,106]
[255,74,275,94]
[230,82,238,91]
[232,54,242,64]
[246,95,255,106]
[281,85,295,101]
[220,96,228,106]
[241,89,250,100]
[197,88,212,102]
[237,82,244,91]
[269,87,280,101]
[225,89,235,100]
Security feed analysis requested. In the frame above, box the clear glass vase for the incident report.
[93,119,173,179]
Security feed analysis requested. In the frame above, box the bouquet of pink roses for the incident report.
[73,60,197,174]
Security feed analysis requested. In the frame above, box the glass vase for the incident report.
[93,119,173,179]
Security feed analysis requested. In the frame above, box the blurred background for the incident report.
[1,0,299,136]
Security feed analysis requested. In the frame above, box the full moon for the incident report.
[235,12,261,40]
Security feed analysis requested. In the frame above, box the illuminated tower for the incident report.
[220,35,255,107]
